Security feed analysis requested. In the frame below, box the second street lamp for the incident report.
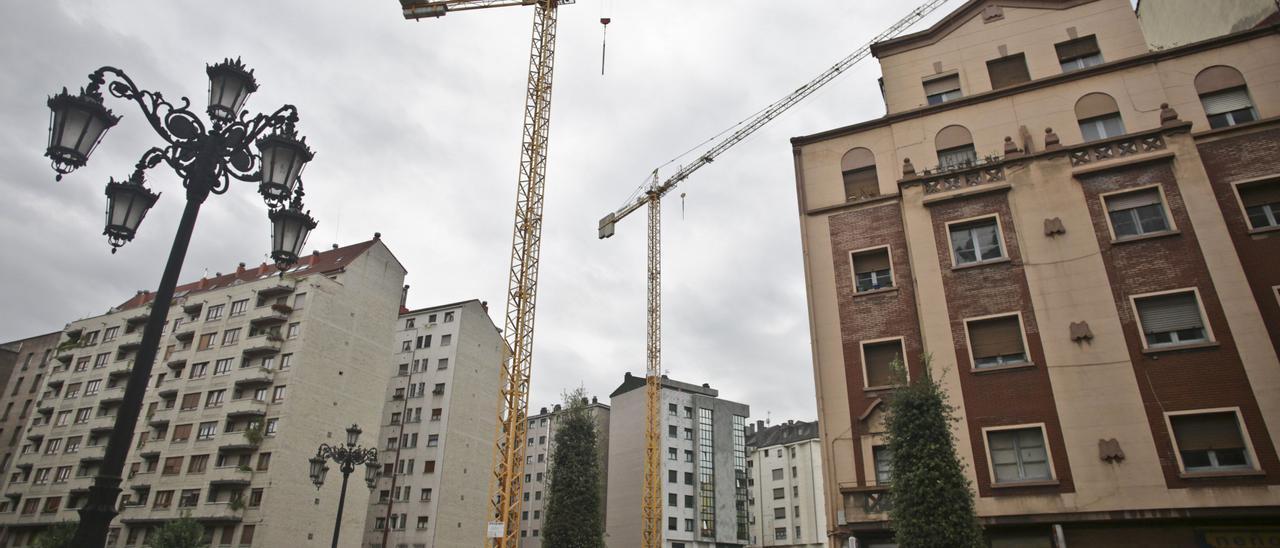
[311,424,380,548]
[45,59,318,548]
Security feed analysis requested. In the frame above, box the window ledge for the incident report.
[1141,341,1219,355]
[1179,469,1265,480]
[1110,229,1181,245]
[1247,225,1280,236]
[852,287,899,298]
[990,479,1059,489]
[951,257,1011,271]
[971,362,1037,375]
[863,384,902,393]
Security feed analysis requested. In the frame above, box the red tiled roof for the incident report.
[116,239,380,311]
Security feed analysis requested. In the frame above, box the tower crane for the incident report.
[595,1,952,545]
[397,1,570,546]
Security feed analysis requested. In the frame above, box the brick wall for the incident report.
[926,189,1075,497]
[1076,158,1280,489]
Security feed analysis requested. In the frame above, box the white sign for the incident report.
[487,522,505,539]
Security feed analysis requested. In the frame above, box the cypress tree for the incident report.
[884,355,983,547]
[542,388,604,548]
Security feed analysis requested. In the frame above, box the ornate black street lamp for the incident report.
[310,424,381,548]
[44,59,318,547]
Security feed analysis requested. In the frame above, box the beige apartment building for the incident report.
[0,237,406,547]
[791,0,1280,545]
[606,373,751,548]
[0,333,62,479]
[745,420,825,548]
[517,397,610,547]
[363,299,504,548]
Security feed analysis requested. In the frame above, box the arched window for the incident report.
[1195,66,1257,128]
[935,125,976,169]
[841,148,878,201]
[1075,93,1125,142]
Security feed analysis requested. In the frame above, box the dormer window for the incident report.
[923,74,961,106]
[1056,35,1102,72]
[987,53,1030,90]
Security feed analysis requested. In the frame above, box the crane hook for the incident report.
[600,17,611,75]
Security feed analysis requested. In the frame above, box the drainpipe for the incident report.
[1053,524,1067,548]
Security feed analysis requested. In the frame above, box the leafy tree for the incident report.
[884,354,983,547]
[542,388,605,548]
[147,515,207,548]
[32,522,76,548]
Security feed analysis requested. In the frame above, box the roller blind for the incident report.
[1106,188,1162,211]
[1055,35,1100,61]
[1202,89,1253,115]
[1136,292,1203,334]
[853,248,891,273]
[988,54,1030,90]
[172,423,192,439]
[923,74,960,96]
[1171,412,1244,451]
[842,167,879,199]
[1239,182,1280,208]
[181,393,201,408]
[863,341,902,387]
[968,316,1024,358]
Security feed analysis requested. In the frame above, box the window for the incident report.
[197,333,216,351]
[272,386,286,403]
[861,339,904,388]
[293,293,307,310]
[427,435,439,447]
[1237,181,1280,230]
[221,328,240,346]
[1168,410,1253,473]
[401,341,412,352]
[668,517,678,531]
[935,125,976,169]
[94,353,110,368]
[256,452,272,471]
[1195,66,1257,129]
[668,403,678,416]
[1056,35,1102,72]
[188,455,208,474]
[102,326,119,342]
[441,334,452,347]
[437,358,448,370]
[966,314,1029,368]
[668,469,677,483]
[771,468,784,480]
[84,380,101,395]
[286,323,300,339]
[841,148,879,201]
[266,418,278,436]
[851,247,892,292]
[190,362,208,378]
[772,487,784,499]
[213,358,233,376]
[230,299,248,317]
[204,390,225,408]
[987,53,1030,90]
[1134,291,1209,348]
[1075,93,1125,142]
[923,74,961,105]
[986,426,1051,483]
[196,422,218,440]
[179,489,199,507]
[1105,187,1170,239]
[206,304,224,321]
[172,424,192,442]
[443,311,455,322]
[280,354,292,370]
[162,456,183,475]
[774,507,786,519]
[180,393,201,411]
[83,331,99,345]
[775,528,788,540]
[668,425,677,438]
[948,217,1004,266]
[872,445,893,484]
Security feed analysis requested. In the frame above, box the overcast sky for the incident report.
[0,1,954,424]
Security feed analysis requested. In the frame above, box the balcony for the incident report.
[248,310,290,327]
[137,448,161,460]
[79,445,107,463]
[241,337,282,357]
[165,357,187,370]
[188,501,243,522]
[216,431,260,453]
[173,326,195,341]
[233,369,273,388]
[223,398,267,419]
[98,387,126,405]
[46,377,65,389]
[841,486,892,522]
[125,312,150,327]
[108,364,134,379]
[89,415,119,435]
[116,332,143,352]
[25,431,44,442]
[256,283,295,298]
[147,407,173,427]
[36,402,54,415]
[54,352,73,364]
[207,466,253,488]
[157,387,179,398]
[182,300,204,315]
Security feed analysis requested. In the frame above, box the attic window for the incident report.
[924,74,961,106]
[1056,35,1102,72]
[987,54,1030,90]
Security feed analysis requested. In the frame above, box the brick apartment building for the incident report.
[790,0,1280,545]
[0,237,406,547]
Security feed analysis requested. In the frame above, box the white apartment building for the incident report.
[363,299,504,548]
[517,397,610,547]
[745,420,825,548]
[0,237,406,548]
[605,373,751,548]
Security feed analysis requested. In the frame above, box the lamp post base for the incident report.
[72,477,123,548]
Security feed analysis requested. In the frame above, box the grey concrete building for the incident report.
[0,237,406,547]
[363,299,504,548]
[0,332,62,479]
[745,420,825,548]
[605,373,751,548]
[517,397,610,547]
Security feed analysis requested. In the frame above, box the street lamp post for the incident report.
[310,424,381,548]
[44,59,319,548]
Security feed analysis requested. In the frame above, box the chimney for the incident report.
[540,407,548,415]
[374,232,382,240]
[196,277,207,290]
[258,262,269,275]
[236,262,246,275]
[310,250,320,266]
[757,420,765,432]
[581,397,588,405]
[481,300,489,313]
[553,404,561,412]
[591,396,597,404]
[400,285,410,309]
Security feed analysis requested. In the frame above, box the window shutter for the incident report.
[1106,188,1162,212]
[181,393,201,408]
[853,249,890,274]
[1171,412,1245,451]
[987,54,1030,90]
[1136,292,1203,334]
[923,74,960,96]
[1239,182,1280,208]
[172,424,191,439]
[862,341,901,387]
[1055,35,1100,61]
[842,167,879,200]
[968,316,1024,358]
[1201,89,1253,115]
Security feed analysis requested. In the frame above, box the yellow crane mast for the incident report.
[397,1,571,546]
[597,2,952,546]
